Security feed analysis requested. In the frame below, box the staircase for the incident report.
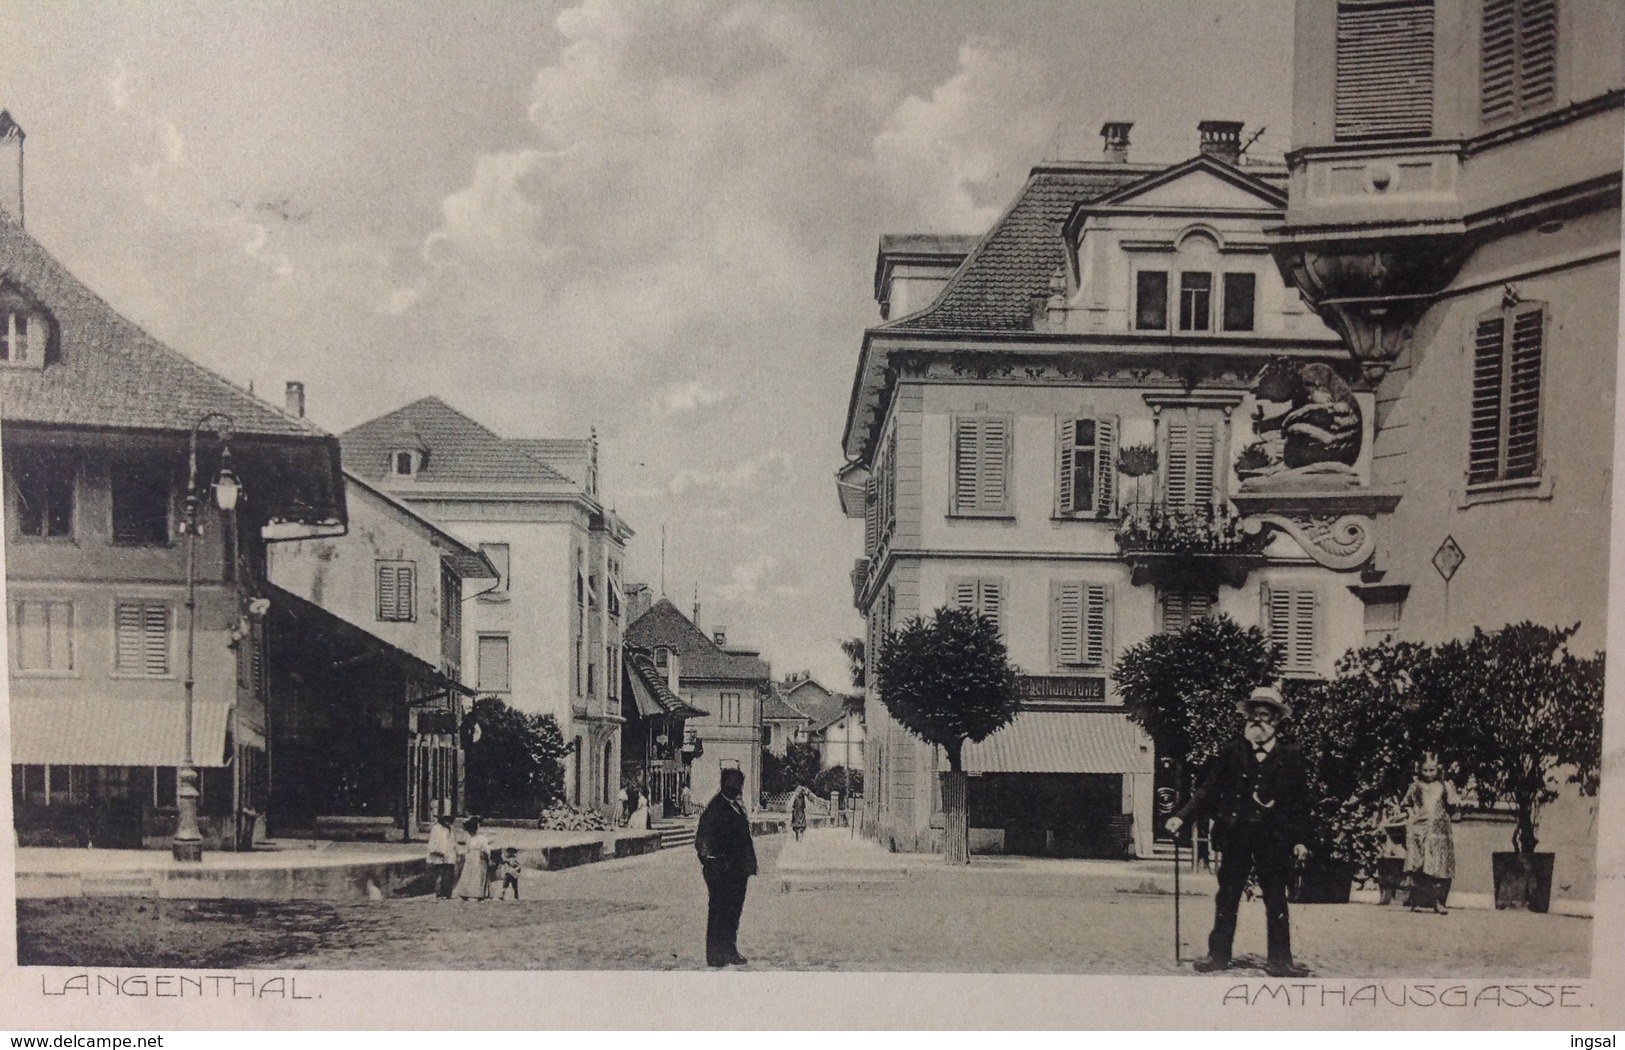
[650,818,697,851]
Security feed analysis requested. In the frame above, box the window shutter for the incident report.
[1469,314,1506,484]
[1482,0,1518,122]
[1518,0,1558,113]
[1483,0,1558,123]
[1053,582,1083,665]
[950,579,978,611]
[1335,0,1436,140]
[1084,583,1111,666]
[980,417,1009,513]
[979,579,1004,631]
[143,604,170,675]
[1505,307,1544,479]
[1057,417,1076,516]
[954,417,980,513]
[884,429,898,536]
[1165,422,1190,508]
[1193,422,1216,508]
[1160,591,1184,635]
[116,602,144,672]
[864,476,878,554]
[378,564,398,620]
[1095,416,1118,517]
[1191,591,1213,622]
[1291,589,1319,673]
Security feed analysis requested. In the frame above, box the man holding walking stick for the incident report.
[1165,686,1310,978]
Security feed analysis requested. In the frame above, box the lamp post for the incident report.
[173,412,240,862]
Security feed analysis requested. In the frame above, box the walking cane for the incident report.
[1173,827,1182,964]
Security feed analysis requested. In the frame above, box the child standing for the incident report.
[1402,754,1460,913]
[498,847,523,900]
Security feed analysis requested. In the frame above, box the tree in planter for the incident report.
[463,696,570,819]
[874,606,1020,864]
[1420,623,1603,902]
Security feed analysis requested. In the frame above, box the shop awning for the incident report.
[8,697,234,767]
[963,711,1154,775]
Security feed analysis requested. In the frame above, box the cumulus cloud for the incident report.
[661,380,733,414]
[667,450,792,497]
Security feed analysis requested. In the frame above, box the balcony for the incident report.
[1114,502,1269,589]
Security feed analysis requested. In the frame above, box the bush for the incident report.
[536,804,613,832]
[463,697,570,818]
[813,766,863,799]
[762,742,821,794]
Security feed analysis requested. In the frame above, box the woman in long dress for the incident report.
[453,817,493,901]
[1402,754,1460,913]
[790,787,808,842]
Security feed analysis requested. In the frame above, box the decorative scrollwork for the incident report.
[1243,512,1376,572]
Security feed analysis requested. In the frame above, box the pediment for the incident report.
[1108,167,1283,211]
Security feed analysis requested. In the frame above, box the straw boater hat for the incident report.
[1237,685,1292,719]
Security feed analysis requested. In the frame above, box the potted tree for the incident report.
[1421,623,1604,912]
[874,606,1020,864]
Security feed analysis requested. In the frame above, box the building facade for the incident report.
[623,599,770,807]
[1270,0,1622,901]
[341,397,632,816]
[840,126,1370,858]
[2,210,346,849]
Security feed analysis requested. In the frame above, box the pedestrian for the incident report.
[790,785,808,842]
[680,783,693,818]
[1166,686,1310,978]
[629,790,651,831]
[1401,753,1460,914]
[618,785,630,826]
[497,846,523,901]
[453,817,492,901]
[426,812,458,900]
[695,767,757,967]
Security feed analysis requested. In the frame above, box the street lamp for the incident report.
[173,412,239,863]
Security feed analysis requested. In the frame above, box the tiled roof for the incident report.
[885,163,1153,333]
[963,711,1154,774]
[340,397,573,486]
[0,211,327,439]
[623,598,770,682]
[625,647,708,719]
[513,438,592,487]
[783,678,850,730]
[761,687,811,724]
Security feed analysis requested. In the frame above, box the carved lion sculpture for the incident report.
[1250,360,1363,471]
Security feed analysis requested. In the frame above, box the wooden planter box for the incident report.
[1492,851,1555,913]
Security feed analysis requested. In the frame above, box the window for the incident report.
[947,577,1005,633]
[1263,584,1318,675]
[1469,303,1545,486]
[951,412,1011,516]
[110,459,171,546]
[480,543,509,594]
[1222,273,1256,332]
[1160,589,1213,633]
[1164,417,1218,509]
[1056,414,1118,518]
[1052,582,1113,668]
[11,599,74,673]
[477,635,511,693]
[1335,0,1436,141]
[10,452,74,538]
[654,647,670,672]
[587,661,596,696]
[1135,271,1169,330]
[1178,273,1213,332]
[1481,0,1557,125]
[0,307,44,366]
[114,600,171,676]
[720,692,743,725]
[392,451,418,477]
[376,561,417,622]
[869,428,897,550]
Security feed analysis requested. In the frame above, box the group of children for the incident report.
[425,814,524,901]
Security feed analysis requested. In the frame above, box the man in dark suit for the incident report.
[1166,686,1311,977]
[695,767,758,967]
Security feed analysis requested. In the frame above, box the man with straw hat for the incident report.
[1166,685,1310,977]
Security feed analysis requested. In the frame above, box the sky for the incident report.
[0,0,1295,690]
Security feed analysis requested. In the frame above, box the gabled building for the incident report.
[620,644,708,819]
[2,210,345,850]
[761,684,811,756]
[623,599,770,806]
[779,672,865,772]
[340,397,633,817]
[267,446,499,837]
[839,124,1367,858]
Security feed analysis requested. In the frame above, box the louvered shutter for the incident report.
[1096,416,1118,517]
[1482,0,1558,124]
[1057,417,1077,516]
[1518,0,1558,113]
[1193,422,1216,508]
[1482,0,1518,121]
[1335,0,1436,141]
[980,418,1009,513]
[1505,308,1544,479]
[1191,591,1213,622]
[864,477,878,554]
[144,604,169,675]
[884,429,898,536]
[949,579,978,612]
[1165,421,1190,508]
[378,564,398,620]
[953,417,979,513]
[1469,315,1506,484]
[1053,582,1084,665]
[1084,584,1111,666]
[979,579,1004,632]
[1291,589,1319,673]
[1161,591,1185,635]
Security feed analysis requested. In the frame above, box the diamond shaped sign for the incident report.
[1432,535,1465,582]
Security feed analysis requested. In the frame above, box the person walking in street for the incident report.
[497,847,523,900]
[426,813,458,900]
[453,817,493,901]
[790,785,809,842]
[696,767,758,967]
[1166,686,1310,977]
[1401,753,1460,914]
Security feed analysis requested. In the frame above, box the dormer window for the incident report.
[1135,267,1256,334]
[0,290,51,370]
[392,450,422,477]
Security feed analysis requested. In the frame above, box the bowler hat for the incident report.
[1237,685,1292,719]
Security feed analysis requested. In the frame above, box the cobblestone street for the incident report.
[16,831,1591,976]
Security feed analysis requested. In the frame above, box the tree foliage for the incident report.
[463,697,569,818]
[840,637,866,690]
[761,741,822,794]
[814,765,863,799]
[1112,614,1278,765]
[874,606,1020,770]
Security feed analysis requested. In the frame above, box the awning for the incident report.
[625,650,707,719]
[8,697,234,767]
[963,711,1154,775]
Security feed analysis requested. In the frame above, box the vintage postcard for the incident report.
[0,0,1621,1031]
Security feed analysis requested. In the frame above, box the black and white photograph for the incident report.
[0,0,1621,1031]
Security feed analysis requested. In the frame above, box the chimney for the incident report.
[713,626,728,646]
[0,110,24,226]
[1100,121,1133,163]
[1198,120,1244,166]
[285,381,306,418]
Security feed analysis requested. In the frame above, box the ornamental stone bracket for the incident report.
[1231,489,1404,573]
